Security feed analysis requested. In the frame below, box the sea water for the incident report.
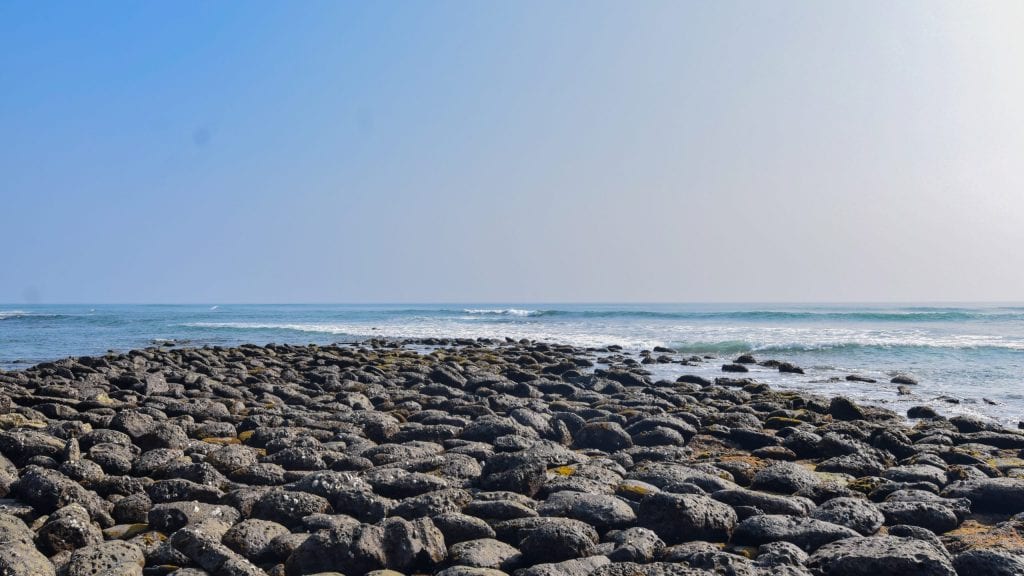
[2,303,1022,425]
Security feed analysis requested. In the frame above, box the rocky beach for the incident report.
[1,338,1023,576]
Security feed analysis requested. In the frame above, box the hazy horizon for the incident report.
[3,1,1024,303]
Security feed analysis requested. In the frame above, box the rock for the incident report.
[891,374,918,385]
[251,489,333,528]
[572,422,633,451]
[515,556,611,576]
[65,541,145,576]
[778,363,805,374]
[448,538,522,571]
[676,375,712,387]
[207,444,260,474]
[171,522,266,576]
[810,497,884,535]
[381,516,447,572]
[807,536,955,576]
[519,522,597,564]
[13,466,113,527]
[732,514,860,551]
[952,549,1024,576]
[722,364,749,373]
[537,491,636,530]
[846,374,877,383]
[907,406,939,419]
[756,540,809,567]
[222,519,291,563]
[285,523,387,576]
[606,527,665,563]
[0,513,56,576]
[943,478,1024,514]
[637,492,737,543]
[830,397,866,421]
[37,503,104,554]
[711,488,814,516]
[750,462,819,494]
[433,513,496,544]
[148,501,240,532]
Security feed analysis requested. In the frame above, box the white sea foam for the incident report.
[462,308,542,317]
[182,320,1024,352]
[0,310,29,320]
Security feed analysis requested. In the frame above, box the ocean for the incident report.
[2,303,1022,425]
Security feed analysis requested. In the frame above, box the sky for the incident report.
[2,1,1023,304]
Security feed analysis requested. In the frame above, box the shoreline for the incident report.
[1,338,1023,575]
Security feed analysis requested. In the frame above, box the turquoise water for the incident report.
[2,303,1023,424]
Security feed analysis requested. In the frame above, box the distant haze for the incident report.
[2,1,1023,303]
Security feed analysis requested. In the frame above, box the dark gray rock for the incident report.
[732,514,859,551]
[637,492,737,543]
[756,540,809,567]
[943,478,1024,514]
[810,497,884,535]
[0,513,56,576]
[807,535,956,576]
[148,501,240,532]
[519,522,596,564]
[750,462,819,495]
[13,466,113,527]
[381,516,447,572]
[171,522,266,576]
[952,549,1024,576]
[447,538,522,570]
[537,491,636,530]
[222,518,291,563]
[606,527,665,563]
[37,503,104,555]
[433,512,496,544]
[65,541,145,576]
[285,523,387,576]
[712,488,814,516]
[251,489,332,528]
[573,422,633,452]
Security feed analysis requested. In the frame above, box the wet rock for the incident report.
[891,374,918,385]
[830,397,866,421]
[907,406,939,419]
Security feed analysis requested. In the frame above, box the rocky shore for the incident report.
[1,339,1024,576]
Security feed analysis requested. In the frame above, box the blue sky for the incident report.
[2,1,1023,303]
